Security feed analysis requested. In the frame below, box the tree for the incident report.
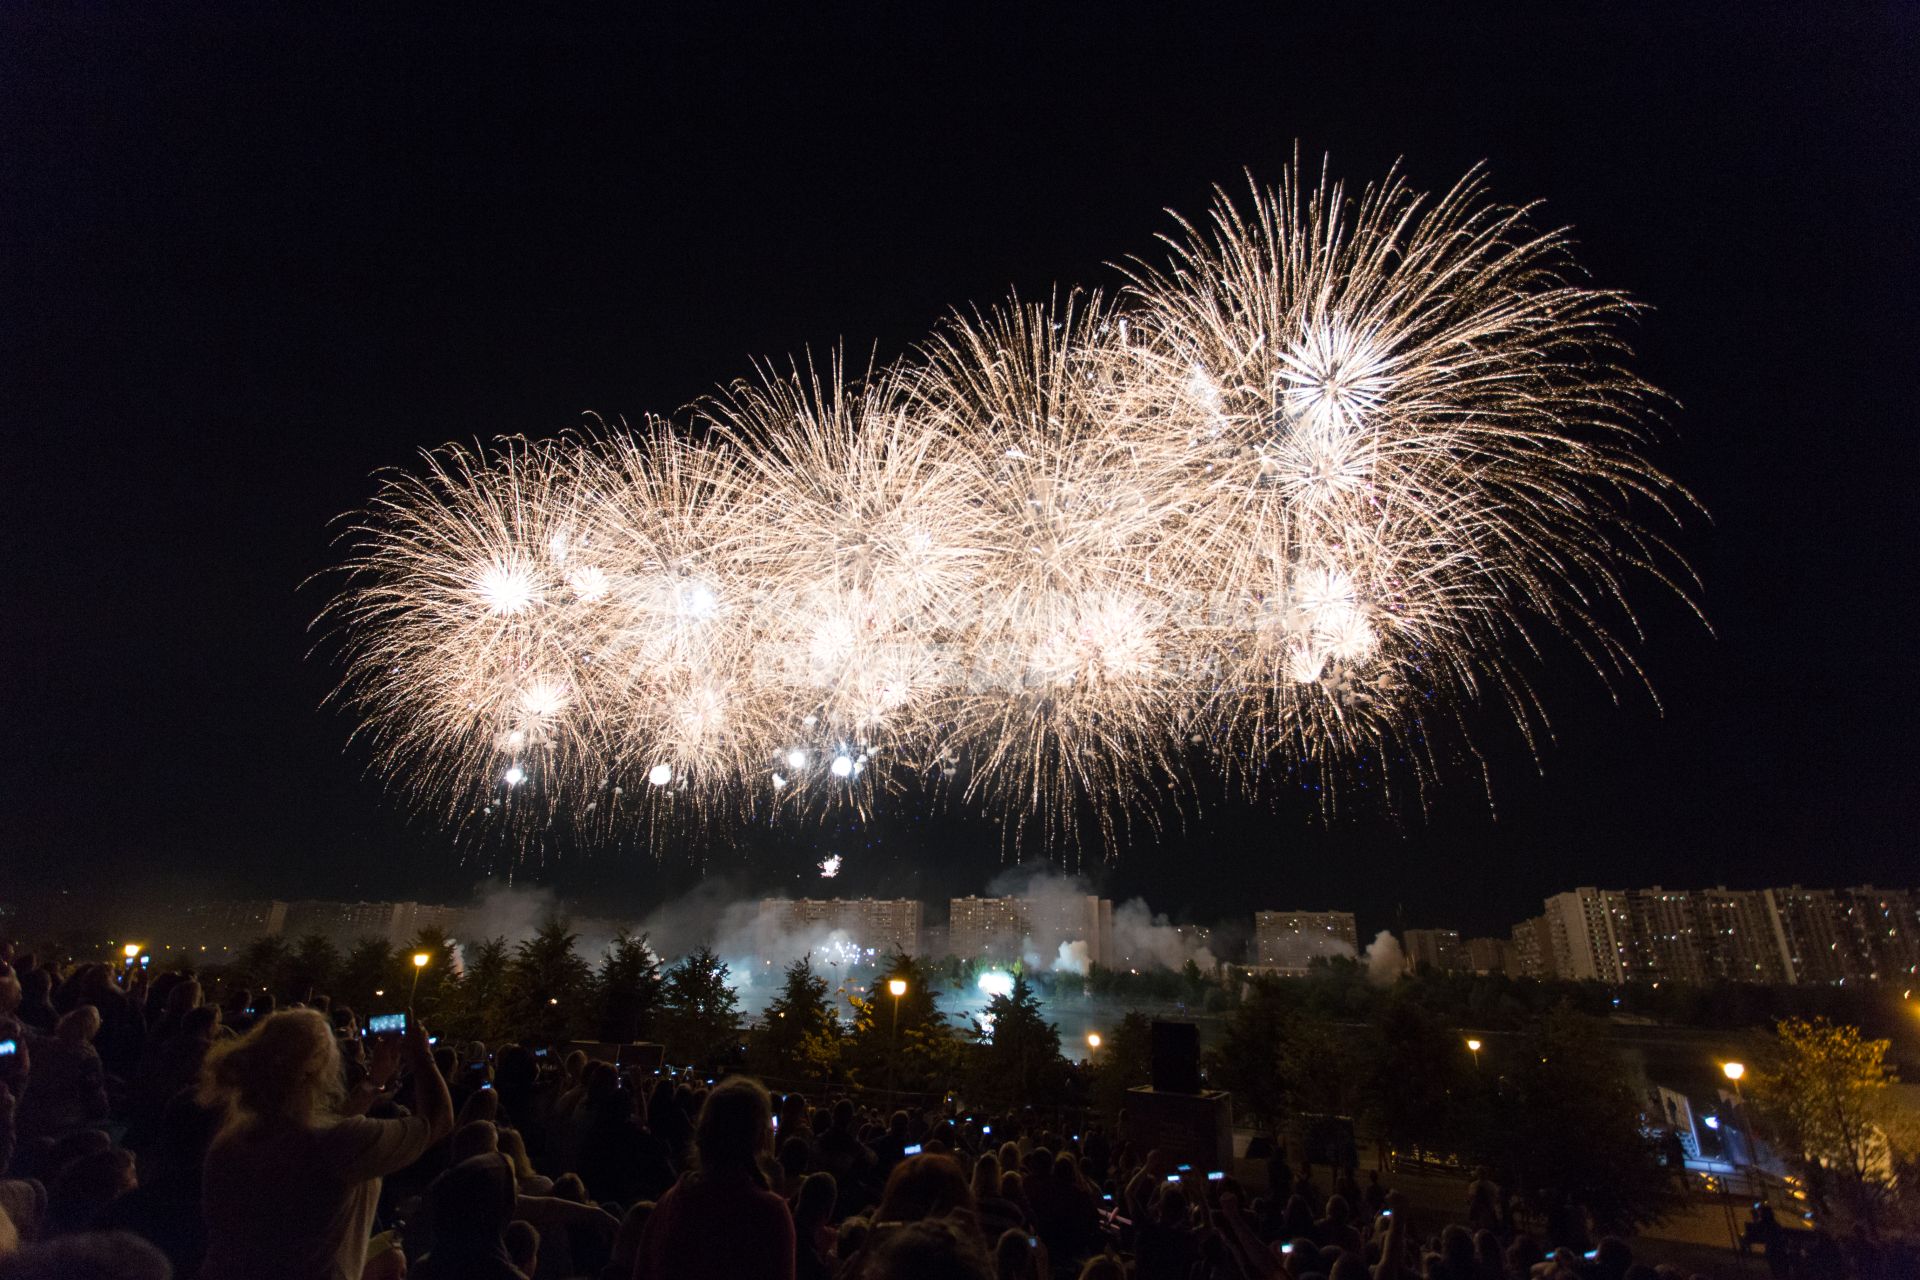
[443,936,511,1042]
[1752,1018,1913,1236]
[284,934,340,1002]
[1468,1006,1677,1235]
[1357,996,1468,1160]
[597,929,663,1043]
[659,946,743,1068]
[507,917,593,1044]
[844,952,960,1094]
[1207,976,1298,1125]
[974,972,1065,1104]
[752,953,842,1081]
[1091,1010,1154,1117]
[236,935,289,996]
[337,938,393,1015]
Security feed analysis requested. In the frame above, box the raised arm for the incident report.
[405,1018,454,1142]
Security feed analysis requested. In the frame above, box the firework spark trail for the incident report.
[321,158,1696,850]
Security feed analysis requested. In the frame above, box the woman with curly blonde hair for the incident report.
[198,1008,451,1280]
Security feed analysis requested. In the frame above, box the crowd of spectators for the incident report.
[0,942,1715,1280]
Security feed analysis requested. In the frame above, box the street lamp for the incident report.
[1722,1062,1754,1200]
[1466,1037,1482,1069]
[886,978,908,1096]
[408,951,431,1006]
[123,943,142,962]
[1087,1032,1102,1050]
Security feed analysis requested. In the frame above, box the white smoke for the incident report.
[987,866,1218,974]
[1363,929,1405,986]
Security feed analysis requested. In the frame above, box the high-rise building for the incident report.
[1522,883,1919,988]
[276,900,469,949]
[1691,888,1793,984]
[756,898,923,958]
[1510,915,1556,979]
[1543,888,1635,982]
[1465,936,1516,977]
[947,894,1112,967]
[1766,887,1870,985]
[949,896,1030,963]
[1837,887,1920,984]
[1404,928,1466,973]
[1252,910,1357,976]
[1625,888,1710,985]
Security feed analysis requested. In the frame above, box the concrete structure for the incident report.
[946,894,1113,967]
[1251,909,1357,976]
[1543,888,1635,982]
[756,897,923,958]
[1465,936,1516,977]
[1404,928,1466,973]
[1693,888,1794,984]
[1526,884,1919,988]
[1626,888,1711,985]
[1510,915,1556,979]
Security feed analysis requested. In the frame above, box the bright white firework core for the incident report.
[976,969,1014,999]
[647,763,673,786]
[818,854,842,877]
[830,754,853,778]
[476,562,536,615]
[785,748,807,769]
[567,565,610,602]
[503,765,526,786]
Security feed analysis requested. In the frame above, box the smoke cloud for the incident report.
[1363,929,1405,986]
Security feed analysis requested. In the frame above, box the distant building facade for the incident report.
[1527,884,1918,987]
[1404,928,1466,973]
[1510,915,1556,979]
[1464,936,1516,977]
[946,894,1113,967]
[756,897,923,958]
[1252,910,1357,976]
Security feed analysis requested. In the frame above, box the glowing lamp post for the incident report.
[886,978,909,1097]
[1466,1037,1482,1069]
[1722,1062,1755,1199]
[409,951,430,1007]
[1087,1031,1102,1063]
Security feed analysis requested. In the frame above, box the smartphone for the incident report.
[1027,1236,1039,1250]
[1207,1171,1225,1182]
[981,1125,992,1135]
[1176,1163,1192,1172]
[1583,1250,1598,1261]
[1165,1174,1181,1183]
[904,1143,923,1156]
[1102,1193,1114,1203]
[140,955,150,968]
[1281,1244,1295,1255]
[481,1081,494,1090]
[772,1115,780,1131]
[0,1040,16,1058]
[366,1011,408,1036]
[1381,1209,1393,1218]
[534,1047,548,1058]
[427,1036,438,1046]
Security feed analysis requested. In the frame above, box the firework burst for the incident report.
[320,158,1695,851]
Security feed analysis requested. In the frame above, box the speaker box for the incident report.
[1150,1019,1201,1094]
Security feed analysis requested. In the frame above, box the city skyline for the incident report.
[31,878,1918,991]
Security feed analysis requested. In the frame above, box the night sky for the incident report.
[6,4,1915,938]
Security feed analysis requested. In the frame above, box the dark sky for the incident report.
[5,4,1916,939]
